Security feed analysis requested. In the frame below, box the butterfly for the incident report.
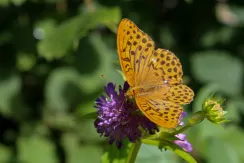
[117,18,194,128]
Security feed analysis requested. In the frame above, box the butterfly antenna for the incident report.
[119,98,126,112]
[100,74,112,83]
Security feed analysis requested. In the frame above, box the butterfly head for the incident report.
[125,88,135,99]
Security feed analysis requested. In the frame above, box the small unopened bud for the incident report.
[202,97,229,124]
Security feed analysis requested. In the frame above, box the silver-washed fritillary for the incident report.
[117,18,194,128]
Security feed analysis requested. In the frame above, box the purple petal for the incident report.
[174,134,192,152]
[94,81,158,149]
[104,83,116,97]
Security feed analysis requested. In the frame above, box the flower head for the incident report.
[94,82,158,148]
[202,97,228,124]
[174,112,192,152]
[174,134,192,152]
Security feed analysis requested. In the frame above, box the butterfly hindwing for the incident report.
[135,96,183,128]
[165,84,194,104]
[148,48,183,85]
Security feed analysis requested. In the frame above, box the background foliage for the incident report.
[0,0,244,162]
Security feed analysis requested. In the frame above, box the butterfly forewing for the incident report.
[117,18,155,86]
[148,48,183,85]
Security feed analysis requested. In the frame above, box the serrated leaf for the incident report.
[37,7,121,60]
[191,51,243,95]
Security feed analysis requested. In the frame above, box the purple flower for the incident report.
[94,82,158,148]
[175,134,192,152]
[174,112,192,152]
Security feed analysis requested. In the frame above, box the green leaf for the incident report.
[0,74,21,116]
[137,144,178,163]
[77,32,124,94]
[0,145,11,162]
[33,19,57,40]
[0,31,12,45]
[229,6,244,26]
[43,112,76,130]
[164,144,197,163]
[159,26,175,49]
[197,120,226,140]
[17,52,36,71]
[0,0,9,6]
[230,97,244,114]
[76,120,101,142]
[192,84,219,112]
[141,139,197,163]
[101,139,132,163]
[191,51,243,95]
[225,100,240,123]
[206,138,241,163]
[220,126,244,161]
[37,7,121,60]
[80,111,97,119]
[62,133,101,163]
[18,135,58,163]
[45,68,81,112]
[11,0,26,6]
[216,4,244,27]
[200,27,235,48]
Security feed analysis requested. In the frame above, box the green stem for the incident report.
[173,123,192,135]
[173,111,206,135]
[126,140,142,163]
[141,139,160,146]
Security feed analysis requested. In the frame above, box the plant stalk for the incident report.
[126,140,142,163]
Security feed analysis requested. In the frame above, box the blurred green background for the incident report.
[0,0,244,162]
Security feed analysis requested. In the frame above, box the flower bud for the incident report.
[202,97,228,124]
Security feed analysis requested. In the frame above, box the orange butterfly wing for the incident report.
[117,18,155,87]
[136,97,183,128]
[117,18,194,128]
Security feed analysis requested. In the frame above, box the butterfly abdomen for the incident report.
[133,84,169,97]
